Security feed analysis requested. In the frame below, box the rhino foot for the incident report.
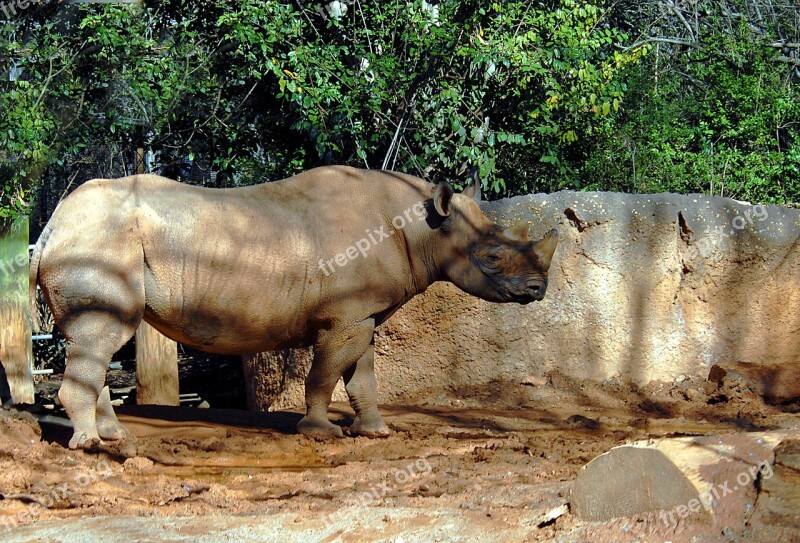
[69,431,101,450]
[97,418,129,441]
[350,416,391,437]
[297,416,345,439]
[96,386,128,441]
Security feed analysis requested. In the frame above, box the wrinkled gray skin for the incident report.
[30,166,558,449]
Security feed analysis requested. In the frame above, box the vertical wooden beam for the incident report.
[0,217,34,404]
[135,321,179,405]
[133,147,179,406]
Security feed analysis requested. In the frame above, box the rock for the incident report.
[685,388,703,402]
[752,438,800,527]
[533,503,569,528]
[775,439,800,471]
[0,409,41,444]
[571,446,700,522]
[521,375,549,387]
[730,362,800,405]
[564,414,600,430]
[707,364,727,386]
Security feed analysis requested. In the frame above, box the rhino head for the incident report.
[427,176,558,305]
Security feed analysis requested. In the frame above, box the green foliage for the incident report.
[1,0,797,219]
[253,0,640,193]
[0,87,42,220]
[1,0,639,204]
[0,31,55,220]
[580,3,800,203]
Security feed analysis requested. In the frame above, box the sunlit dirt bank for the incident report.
[1,369,798,542]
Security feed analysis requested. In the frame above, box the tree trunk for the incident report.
[570,430,799,527]
[242,347,317,411]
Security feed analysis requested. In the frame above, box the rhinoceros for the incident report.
[30,166,558,448]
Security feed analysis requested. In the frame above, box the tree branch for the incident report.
[774,55,800,66]
[619,37,703,51]
[770,42,800,49]
[664,0,695,40]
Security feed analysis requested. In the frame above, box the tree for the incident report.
[581,0,800,202]
[3,0,641,219]
[2,0,796,223]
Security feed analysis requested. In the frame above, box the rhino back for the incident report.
[39,168,435,354]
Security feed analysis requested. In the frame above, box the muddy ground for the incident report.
[1,365,798,542]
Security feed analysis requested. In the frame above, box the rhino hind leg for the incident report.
[58,311,141,449]
[96,385,128,440]
[343,344,390,437]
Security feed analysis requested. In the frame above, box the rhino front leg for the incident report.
[343,343,390,437]
[298,319,375,439]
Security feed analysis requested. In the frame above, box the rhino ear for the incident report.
[462,168,481,202]
[503,221,529,241]
[433,181,455,217]
[532,229,559,269]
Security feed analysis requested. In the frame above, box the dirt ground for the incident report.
[1,367,798,543]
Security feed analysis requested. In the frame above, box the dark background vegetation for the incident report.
[1,0,798,231]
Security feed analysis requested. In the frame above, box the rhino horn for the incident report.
[532,229,559,269]
[462,168,481,202]
[503,221,530,241]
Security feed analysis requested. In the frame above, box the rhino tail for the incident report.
[29,222,52,332]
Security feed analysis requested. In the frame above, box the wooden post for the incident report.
[135,321,179,405]
[133,146,179,406]
[0,216,34,404]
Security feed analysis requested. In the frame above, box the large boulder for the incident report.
[244,191,800,410]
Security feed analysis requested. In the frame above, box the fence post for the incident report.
[0,217,34,404]
[135,321,179,405]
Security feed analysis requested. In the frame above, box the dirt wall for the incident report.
[244,191,800,410]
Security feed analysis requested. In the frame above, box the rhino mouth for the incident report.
[526,279,547,301]
[500,278,548,304]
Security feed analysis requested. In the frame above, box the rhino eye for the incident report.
[475,247,505,275]
[484,247,504,264]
